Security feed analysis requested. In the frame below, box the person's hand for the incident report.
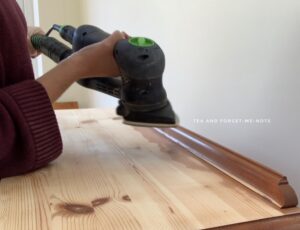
[71,30,129,79]
[27,26,45,58]
[37,30,129,102]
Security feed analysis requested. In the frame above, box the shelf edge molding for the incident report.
[206,212,300,230]
[154,127,298,208]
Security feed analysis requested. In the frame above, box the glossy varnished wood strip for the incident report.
[207,212,300,230]
[154,127,298,208]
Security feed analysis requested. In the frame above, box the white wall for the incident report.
[17,0,42,77]
[79,0,300,197]
[38,0,300,197]
[38,0,119,108]
[38,0,94,107]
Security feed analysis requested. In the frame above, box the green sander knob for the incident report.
[128,37,155,47]
[113,37,167,112]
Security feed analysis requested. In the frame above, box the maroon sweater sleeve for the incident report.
[0,1,62,178]
[0,81,62,177]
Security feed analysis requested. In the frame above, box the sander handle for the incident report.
[31,33,122,98]
[31,34,73,63]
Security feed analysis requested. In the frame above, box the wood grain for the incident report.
[0,109,299,230]
[152,127,298,208]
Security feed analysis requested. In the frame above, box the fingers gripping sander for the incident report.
[31,24,178,127]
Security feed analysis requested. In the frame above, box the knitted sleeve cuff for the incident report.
[3,80,62,170]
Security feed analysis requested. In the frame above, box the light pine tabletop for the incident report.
[0,109,299,230]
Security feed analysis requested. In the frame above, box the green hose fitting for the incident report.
[31,34,43,50]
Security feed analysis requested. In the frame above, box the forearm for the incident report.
[36,30,126,103]
[37,57,81,103]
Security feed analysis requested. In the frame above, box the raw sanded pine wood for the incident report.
[0,109,299,230]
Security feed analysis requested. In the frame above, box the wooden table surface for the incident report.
[0,109,299,230]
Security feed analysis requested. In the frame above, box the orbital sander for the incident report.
[31,24,178,127]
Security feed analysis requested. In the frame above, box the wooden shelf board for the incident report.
[0,109,298,229]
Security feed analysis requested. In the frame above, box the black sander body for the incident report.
[31,24,178,127]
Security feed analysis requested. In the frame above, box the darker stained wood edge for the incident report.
[154,127,298,209]
[53,101,79,110]
[206,212,300,230]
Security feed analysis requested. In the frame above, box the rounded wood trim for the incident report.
[154,127,298,208]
